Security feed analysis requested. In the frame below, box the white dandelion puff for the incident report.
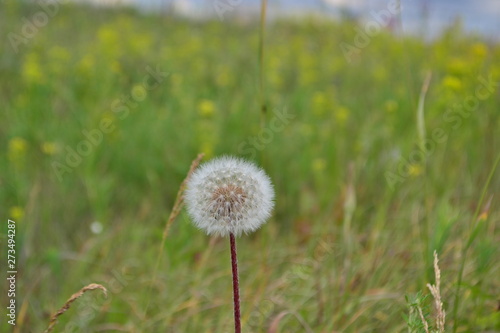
[185,156,274,237]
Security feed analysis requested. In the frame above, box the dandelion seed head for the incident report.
[185,156,274,237]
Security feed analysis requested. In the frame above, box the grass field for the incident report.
[1,2,500,332]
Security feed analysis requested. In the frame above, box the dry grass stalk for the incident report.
[162,153,205,240]
[144,153,204,317]
[417,305,430,333]
[427,250,446,333]
[44,283,107,333]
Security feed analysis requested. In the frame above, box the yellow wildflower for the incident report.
[110,61,121,74]
[22,53,43,84]
[200,141,214,159]
[470,42,488,58]
[48,46,70,62]
[312,158,326,173]
[41,142,58,155]
[384,100,398,113]
[216,69,230,87]
[198,99,215,117]
[8,137,27,156]
[131,84,147,101]
[335,106,349,124]
[9,206,24,221]
[98,26,119,46]
[408,164,423,177]
[441,75,463,92]
[312,91,328,116]
[77,54,95,75]
[373,66,388,82]
[447,58,468,76]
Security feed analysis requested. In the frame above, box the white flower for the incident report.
[185,156,274,237]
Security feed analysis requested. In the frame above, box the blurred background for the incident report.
[1,0,499,332]
[73,0,500,39]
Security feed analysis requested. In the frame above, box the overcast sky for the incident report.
[76,0,500,39]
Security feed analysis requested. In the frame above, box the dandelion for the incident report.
[185,156,274,333]
[185,156,274,237]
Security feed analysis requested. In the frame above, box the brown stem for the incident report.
[230,233,241,333]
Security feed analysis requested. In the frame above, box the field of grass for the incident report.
[1,2,499,332]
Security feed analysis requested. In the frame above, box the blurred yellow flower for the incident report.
[98,26,119,45]
[22,53,43,84]
[198,99,215,117]
[408,164,423,177]
[171,73,183,88]
[98,25,121,58]
[9,206,24,221]
[268,70,283,89]
[373,66,388,82]
[200,141,214,159]
[470,42,488,58]
[301,69,317,86]
[384,100,398,113]
[77,54,95,75]
[447,58,468,76]
[312,158,326,173]
[48,47,71,75]
[441,75,463,92]
[335,106,349,124]
[312,91,328,116]
[216,69,230,87]
[131,84,146,101]
[8,137,27,156]
[41,142,58,155]
[130,33,152,55]
[110,61,121,74]
[48,46,70,62]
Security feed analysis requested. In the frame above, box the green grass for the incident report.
[1,2,499,332]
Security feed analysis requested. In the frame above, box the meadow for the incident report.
[1,2,499,332]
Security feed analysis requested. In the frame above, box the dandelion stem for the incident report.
[229,233,241,333]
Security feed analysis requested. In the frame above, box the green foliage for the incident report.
[405,292,431,333]
[0,2,499,332]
